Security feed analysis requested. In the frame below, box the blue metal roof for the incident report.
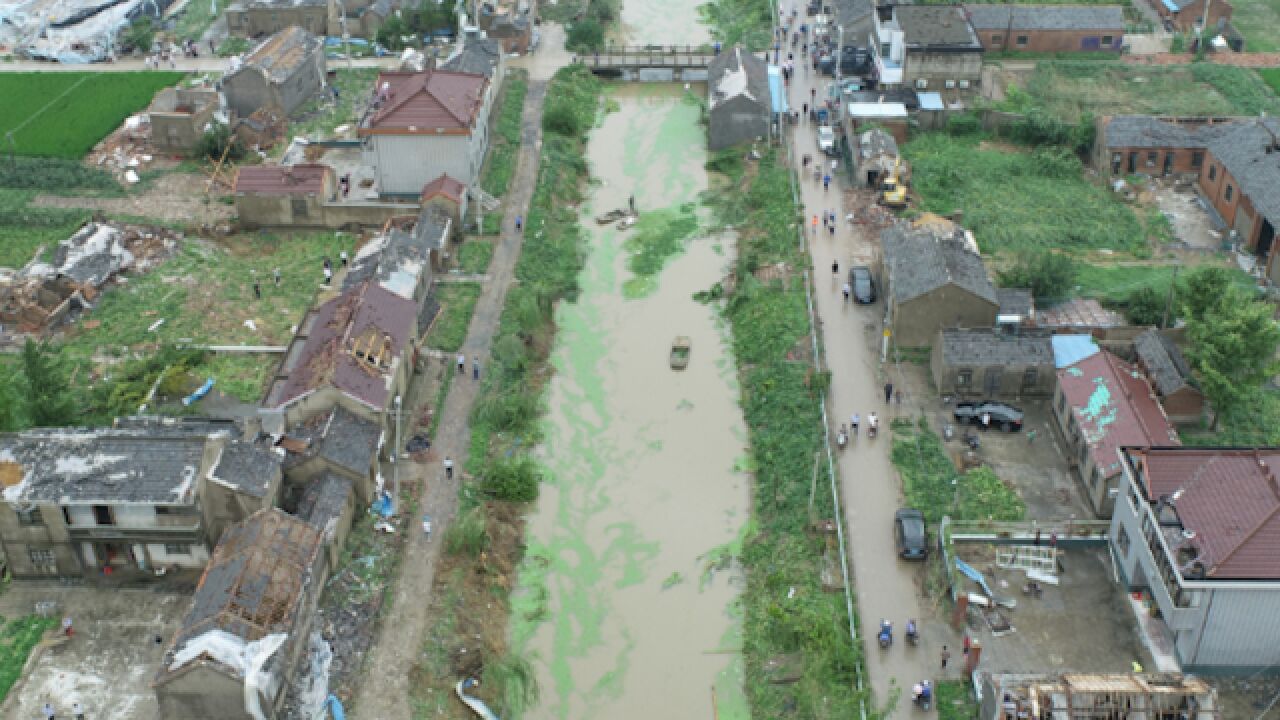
[768,65,789,115]
[917,92,944,111]
[1052,334,1101,369]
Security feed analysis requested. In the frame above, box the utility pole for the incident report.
[393,394,402,500]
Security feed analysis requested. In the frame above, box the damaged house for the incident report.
[880,224,999,347]
[706,47,770,151]
[980,672,1220,718]
[154,508,325,720]
[1133,328,1207,425]
[222,27,327,120]
[148,87,222,155]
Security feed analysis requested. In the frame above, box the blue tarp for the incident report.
[1161,0,1179,11]
[182,378,214,406]
[955,558,995,598]
[1052,334,1101,369]
[327,695,346,720]
[372,491,394,518]
[767,65,789,115]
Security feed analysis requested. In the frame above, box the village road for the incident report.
[783,49,936,717]
[346,27,566,720]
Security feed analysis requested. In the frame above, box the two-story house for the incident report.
[1111,446,1280,672]
[871,5,983,104]
[359,68,494,196]
[0,421,278,580]
[222,26,327,120]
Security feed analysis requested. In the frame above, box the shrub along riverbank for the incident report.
[409,65,602,717]
[705,149,865,716]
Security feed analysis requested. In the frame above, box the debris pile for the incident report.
[1,0,179,62]
[0,222,179,337]
[88,115,155,184]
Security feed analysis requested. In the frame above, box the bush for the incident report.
[1123,285,1167,326]
[482,456,540,502]
[444,506,489,556]
[122,17,155,53]
[195,123,245,162]
[566,18,605,52]
[997,251,1078,302]
[945,112,981,136]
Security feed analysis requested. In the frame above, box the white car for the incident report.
[817,125,837,156]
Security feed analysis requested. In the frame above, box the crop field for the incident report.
[903,133,1147,255]
[1232,0,1280,51]
[61,232,356,402]
[0,73,184,159]
[1006,61,1280,121]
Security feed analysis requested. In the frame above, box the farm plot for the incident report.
[1005,61,1280,121]
[0,73,184,159]
[1230,0,1280,52]
[61,232,356,402]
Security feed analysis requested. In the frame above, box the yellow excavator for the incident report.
[879,158,909,209]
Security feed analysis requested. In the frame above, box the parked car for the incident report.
[848,266,875,303]
[953,401,1024,432]
[894,509,927,560]
[817,125,837,156]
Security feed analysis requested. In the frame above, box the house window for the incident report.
[1146,151,1158,166]
[1225,184,1234,202]
[991,34,1003,44]
[945,79,956,89]
[958,79,971,89]
[1192,151,1204,168]
[915,78,928,89]
[1101,35,1114,45]
[1209,164,1217,180]
[957,369,973,386]
[164,543,189,555]
[1116,525,1131,557]
[16,507,43,527]
[1016,35,1029,47]
[28,547,56,567]
[1021,368,1038,389]
[880,42,892,58]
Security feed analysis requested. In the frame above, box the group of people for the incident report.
[834,411,877,449]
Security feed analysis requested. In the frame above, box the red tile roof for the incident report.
[421,173,466,202]
[271,281,417,411]
[234,164,331,196]
[1058,350,1179,478]
[1130,447,1280,580]
[362,70,487,134]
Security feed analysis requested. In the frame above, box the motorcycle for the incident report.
[877,620,892,648]
[867,414,879,439]
[912,680,933,711]
[906,619,919,646]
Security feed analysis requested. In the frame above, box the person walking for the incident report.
[515,215,523,232]
[850,412,860,436]
[822,213,829,229]
[842,282,851,302]
[253,279,261,300]
[823,174,831,191]
[472,358,480,380]
[456,353,466,374]
[884,382,894,404]
[811,214,818,235]
[443,457,454,480]
[62,616,73,638]
[941,645,951,670]
[273,267,281,286]
[43,702,55,720]
[340,250,349,268]
[831,259,839,280]
[981,412,991,431]
[323,265,332,285]
[72,703,85,720]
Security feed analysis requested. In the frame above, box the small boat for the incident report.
[616,215,637,230]
[670,336,691,369]
[595,208,628,225]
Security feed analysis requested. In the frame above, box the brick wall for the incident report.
[1156,0,1233,32]
[977,28,1123,53]
[1105,146,1205,176]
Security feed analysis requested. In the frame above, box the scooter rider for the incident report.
[837,424,848,450]
[914,680,933,708]
[850,413,860,436]
[878,619,892,647]
[906,619,918,644]
[867,412,879,437]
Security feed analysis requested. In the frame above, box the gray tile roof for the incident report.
[964,4,1124,31]
[297,472,354,534]
[895,6,982,48]
[940,328,1055,366]
[240,26,322,85]
[708,47,770,110]
[317,406,381,477]
[211,439,282,499]
[833,0,876,36]
[441,38,503,78]
[1103,116,1241,150]
[997,288,1034,318]
[1134,328,1195,396]
[1206,118,1280,226]
[882,225,997,305]
[0,428,217,505]
[344,222,440,299]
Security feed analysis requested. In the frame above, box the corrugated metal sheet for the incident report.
[1196,588,1280,667]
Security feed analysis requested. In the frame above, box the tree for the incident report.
[122,17,155,54]
[377,15,412,51]
[1184,285,1280,429]
[1179,265,1234,322]
[997,251,1077,302]
[566,18,604,52]
[0,370,20,432]
[21,339,76,427]
[195,122,245,162]
[1124,285,1167,327]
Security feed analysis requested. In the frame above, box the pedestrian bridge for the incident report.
[573,45,717,82]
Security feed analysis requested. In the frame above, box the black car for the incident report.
[849,266,875,304]
[894,508,927,560]
[953,401,1024,432]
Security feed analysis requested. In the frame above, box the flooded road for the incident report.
[512,84,749,718]
[620,0,708,46]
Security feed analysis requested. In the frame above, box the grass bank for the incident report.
[1231,0,1280,51]
[457,240,495,274]
[481,72,529,198]
[291,68,380,141]
[408,65,602,718]
[425,282,482,352]
[0,615,58,702]
[903,133,1147,255]
[705,149,865,717]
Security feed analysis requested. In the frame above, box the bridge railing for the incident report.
[947,519,1112,540]
[573,44,720,68]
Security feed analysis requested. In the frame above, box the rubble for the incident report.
[0,221,179,338]
[0,0,178,62]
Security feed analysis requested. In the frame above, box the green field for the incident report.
[903,133,1147,255]
[1004,61,1280,121]
[0,73,184,158]
[1232,0,1280,51]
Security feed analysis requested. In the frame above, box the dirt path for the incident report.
[1123,51,1280,67]
[787,71,933,716]
[31,172,236,226]
[346,61,557,720]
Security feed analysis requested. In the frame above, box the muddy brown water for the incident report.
[512,82,750,718]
